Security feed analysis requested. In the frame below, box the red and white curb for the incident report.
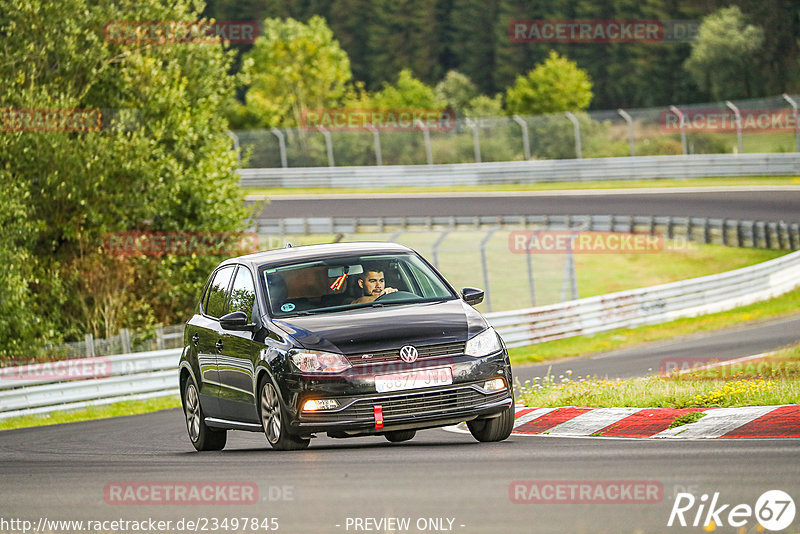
[508,405,800,439]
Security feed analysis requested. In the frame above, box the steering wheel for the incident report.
[374,290,416,302]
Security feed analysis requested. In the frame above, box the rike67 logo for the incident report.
[668,490,796,531]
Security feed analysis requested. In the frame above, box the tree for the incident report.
[371,69,445,109]
[684,6,765,100]
[505,51,592,115]
[435,70,479,113]
[0,0,249,354]
[242,16,353,127]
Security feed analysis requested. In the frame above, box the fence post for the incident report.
[617,109,635,156]
[725,101,743,154]
[512,115,531,160]
[269,128,288,168]
[366,124,382,165]
[561,245,578,302]
[669,106,688,155]
[415,119,433,165]
[85,333,95,358]
[226,130,241,167]
[317,126,334,167]
[525,238,536,307]
[432,230,451,268]
[121,328,131,354]
[565,112,582,159]
[465,118,481,163]
[782,94,800,153]
[156,326,165,350]
[479,229,497,312]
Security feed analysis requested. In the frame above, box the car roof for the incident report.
[220,241,416,269]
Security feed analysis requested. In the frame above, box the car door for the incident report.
[217,265,261,423]
[191,265,236,419]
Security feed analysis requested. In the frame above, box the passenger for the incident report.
[350,265,397,304]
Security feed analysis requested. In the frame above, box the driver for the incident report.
[350,265,397,304]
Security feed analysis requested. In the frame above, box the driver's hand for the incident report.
[381,287,397,295]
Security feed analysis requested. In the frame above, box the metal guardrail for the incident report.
[2,249,799,418]
[239,153,800,188]
[487,249,800,348]
[254,214,800,251]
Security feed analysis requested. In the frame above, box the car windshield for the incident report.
[261,252,456,317]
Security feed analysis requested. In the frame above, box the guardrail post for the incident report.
[791,223,799,250]
[465,118,481,163]
[565,112,582,159]
[737,221,744,248]
[85,333,95,358]
[777,222,787,249]
[703,218,711,244]
[722,219,729,246]
[317,126,335,167]
[782,94,799,153]
[512,115,531,160]
[366,124,382,165]
[725,101,744,153]
[752,221,759,248]
[415,119,433,165]
[270,128,288,168]
[479,229,497,312]
[669,106,688,155]
[766,222,774,249]
[617,109,635,156]
[432,230,451,269]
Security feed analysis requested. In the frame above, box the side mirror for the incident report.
[461,287,484,306]
[220,311,256,331]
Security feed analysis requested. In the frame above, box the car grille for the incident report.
[301,385,508,424]
[346,341,466,365]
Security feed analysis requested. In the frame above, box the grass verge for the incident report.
[244,175,800,197]
[508,287,800,367]
[516,344,800,409]
[0,395,181,432]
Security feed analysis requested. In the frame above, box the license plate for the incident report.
[374,367,453,393]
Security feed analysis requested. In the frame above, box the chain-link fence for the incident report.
[234,95,800,168]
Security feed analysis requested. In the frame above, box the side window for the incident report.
[205,266,235,319]
[228,266,257,320]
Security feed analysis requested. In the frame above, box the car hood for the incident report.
[272,299,488,354]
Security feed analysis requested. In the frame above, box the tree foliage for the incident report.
[0,0,249,355]
[505,51,593,115]
[242,16,353,127]
[684,6,765,100]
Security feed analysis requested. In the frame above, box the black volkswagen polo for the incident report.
[180,242,514,451]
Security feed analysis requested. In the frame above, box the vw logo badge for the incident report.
[399,345,419,363]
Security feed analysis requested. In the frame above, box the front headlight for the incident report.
[289,349,352,373]
[464,327,502,357]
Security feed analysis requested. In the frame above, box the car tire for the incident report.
[259,378,310,451]
[384,430,416,443]
[183,379,227,451]
[467,404,514,442]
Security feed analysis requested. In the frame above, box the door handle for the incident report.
[215,340,223,351]
[192,333,199,346]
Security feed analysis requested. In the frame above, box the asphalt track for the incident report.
[1,315,799,534]
[257,187,800,223]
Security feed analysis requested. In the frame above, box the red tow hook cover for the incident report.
[374,405,383,429]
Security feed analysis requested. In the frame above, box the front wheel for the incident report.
[183,380,226,451]
[467,404,514,442]
[259,379,310,451]
[384,429,416,443]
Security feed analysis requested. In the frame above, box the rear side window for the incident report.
[228,266,257,320]
[204,266,235,318]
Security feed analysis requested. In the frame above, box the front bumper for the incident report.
[283,351,513,437]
